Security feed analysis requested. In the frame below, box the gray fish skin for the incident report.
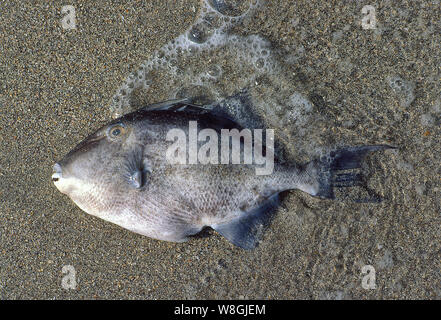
[52,98,394,249]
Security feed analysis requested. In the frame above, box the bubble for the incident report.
[188,45,199,54]
[282,92,315,137]
[175,85,214,104]
[188,22,213,44]
[144,77,152,86]
[387,75,415,108]
[188,28,206,44]
[207,65,222,78]
[136,66,145,77]
[207,0,252,17]
[255,58,265,69]
[420,113,434,126]
[204,11,223,27]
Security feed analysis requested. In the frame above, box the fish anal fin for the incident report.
[212,194,280,250]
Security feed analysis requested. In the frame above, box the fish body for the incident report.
[53,97,393,249]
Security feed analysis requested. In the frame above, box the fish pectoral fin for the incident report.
[128,170,143,189]
[211,194,280,250]
[124,148,151,189]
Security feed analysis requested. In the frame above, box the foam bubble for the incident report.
[207,0,254,17]
[207,65,222,78]
[420,113,434,126]
[109,0,329,160]
[387,75,415,108]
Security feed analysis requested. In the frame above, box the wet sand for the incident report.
[0,0,440,299]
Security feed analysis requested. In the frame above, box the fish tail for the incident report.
[306,145,396,202]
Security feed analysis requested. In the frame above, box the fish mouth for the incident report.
[52,163,63,182]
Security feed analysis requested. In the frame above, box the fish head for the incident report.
[52,117,144,214]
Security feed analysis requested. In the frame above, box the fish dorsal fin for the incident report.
[142,97,219,116]
[141,98,194,111]
[140,97,242,122]
[141,97,245,131]
[211,194,280,250]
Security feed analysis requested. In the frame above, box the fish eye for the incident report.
[107,124,126,139]
[111,128,121,136]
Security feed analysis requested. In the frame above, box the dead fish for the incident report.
[52,95,394,249]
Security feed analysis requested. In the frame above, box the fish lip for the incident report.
[52,163,62,182]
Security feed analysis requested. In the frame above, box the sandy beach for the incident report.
[0,0,440,299]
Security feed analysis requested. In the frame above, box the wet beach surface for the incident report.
[0,0,440,299]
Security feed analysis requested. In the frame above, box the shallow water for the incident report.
[0,0,440,299]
